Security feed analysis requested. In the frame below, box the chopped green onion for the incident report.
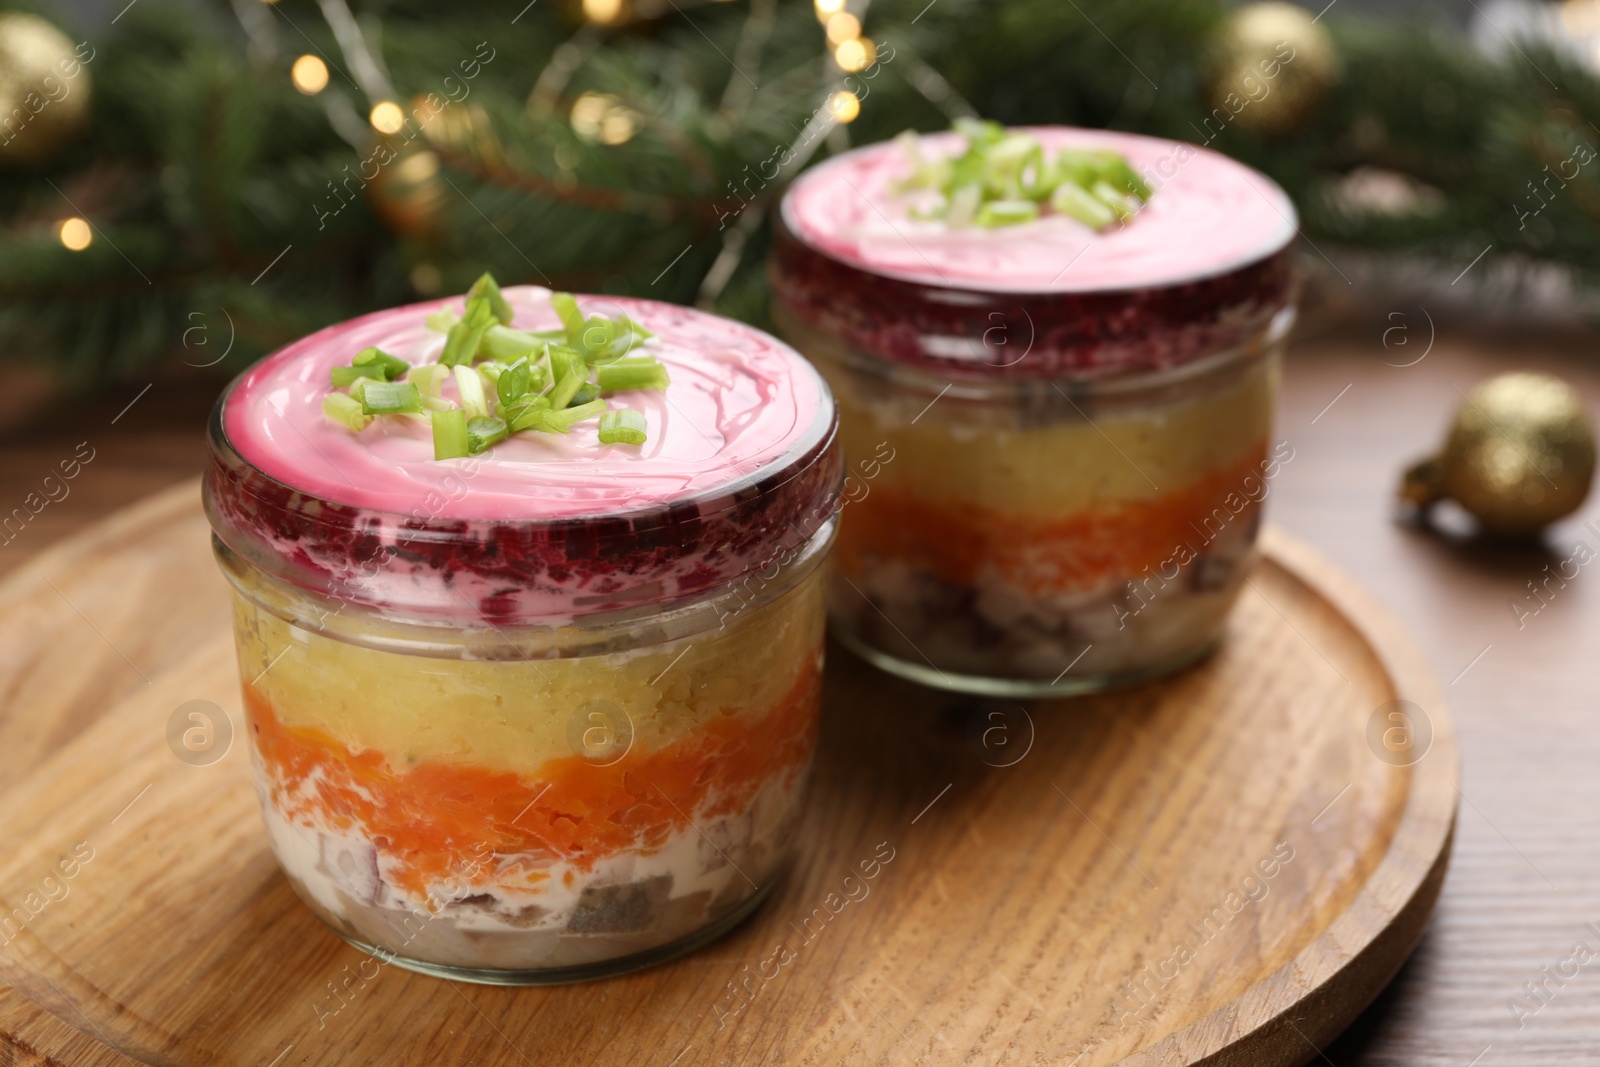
[1093,150,1153,200]
[331,363,389,388]
[466,415,509,454]
[1091,180,1138,222]
[425,306,460,333]
[326,282,667,460]
[598,408,647,445]
[441,296,496,366]
[466,272,514,326]
[432,408,469,460]
[900,122,1152,233]
[408,363,450,397]
[360,381,423,415]
[547,368,585,410]
[546,343,583,386]
[352,347,410,380]
[975,199,1039,228]
[507,395,553,433]
[952,116,1004,147]
[945,184,981,228]
[452,364,490,419]
[550,292,585,342]
[543,398,607,432]
[322,392,371,432]
[496,357,532,408]
[481,324,543,363]
[597,358,670,393]
[1051,181,1117,231]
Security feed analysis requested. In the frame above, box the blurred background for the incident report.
[6,0,1600,381]
[6,1,1600,1063]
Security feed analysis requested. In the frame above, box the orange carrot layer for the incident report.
[837,441,1269,596]
[244,658,820,901]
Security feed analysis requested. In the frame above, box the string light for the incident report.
[571,92,639,145]
[826,90,861,123]
[395,150,440,184]
[814,0,845,16]
[290,55,329,95]
[834,36,875,72]
[825,12,861,44]
[369,101,405,134]
[583,0,628,24]
[57,217,91,251]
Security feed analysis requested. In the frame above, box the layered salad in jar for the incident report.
[204,276,839,981]
[771,122,1297,695]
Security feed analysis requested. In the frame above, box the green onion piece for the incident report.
[571,381,599,406]
[615,314,654,342]
[425,306,460,333]
[407,363,449,397]
[441,297,496,366]
[525,361,550,395]
[546,343,581,384]
[1054,150,1101,191]
[576,315,619,359]
[481,325,543,363]
[547,368,585,410]
[952,116,1005,147]
[946,184,981,228]
[466,415,509,455]
[550,292,585,342]
[360,381,423,415]
[1092,150,1153,201]
[1018,146,1058,201]
[322,392,370,432]
[975,199,1040,228]
[466,272,514,326]
[1051,181,1117,231]
[496,357,532,408]
[507,395,553,433]
[1090,180,1138,222]
[331,364,388,388]
[543,398,607,432]
[352,347,410,380]
[432,408,469,460]
[597,359,670,393]
[598,408,647,445]
[452,364,490,418]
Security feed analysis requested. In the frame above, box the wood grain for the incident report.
[0,478,1455,1066]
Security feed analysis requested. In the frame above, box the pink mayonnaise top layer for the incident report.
[223,287,830,522]
[782,127,1298,293]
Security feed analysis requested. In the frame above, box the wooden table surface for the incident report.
[2,307,1597,1065]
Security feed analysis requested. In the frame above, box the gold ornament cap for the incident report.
[1401,371,1596,537]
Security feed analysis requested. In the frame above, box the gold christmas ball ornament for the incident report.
[1208,2,1338,136]
[1401,372,1597,538]
[0,13,91,166]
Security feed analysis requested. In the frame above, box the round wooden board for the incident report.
[0,480,1457,1067]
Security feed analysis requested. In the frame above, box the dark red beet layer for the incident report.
[768,216,1297,380]
[205,402,841,626]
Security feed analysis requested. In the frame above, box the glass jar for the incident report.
[204,290,839,984]
[771,127,1297,696]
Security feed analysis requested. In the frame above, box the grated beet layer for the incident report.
[205,402,841,626]
[768,216,1297,381]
